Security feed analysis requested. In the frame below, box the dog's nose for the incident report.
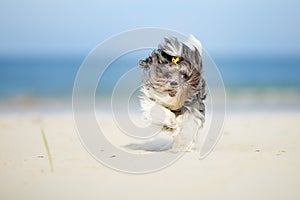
[170,81,178,86]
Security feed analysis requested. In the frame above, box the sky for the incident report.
[0,0,299,56]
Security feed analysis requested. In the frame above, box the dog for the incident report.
[138,35,206,151]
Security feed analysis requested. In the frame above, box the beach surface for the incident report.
[0,109,299,200]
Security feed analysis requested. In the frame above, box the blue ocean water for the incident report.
[216,54,300,88]
[0,52,300,100]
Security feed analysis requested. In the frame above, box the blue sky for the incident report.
[0,0,299,55]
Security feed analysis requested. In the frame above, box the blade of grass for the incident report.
[41,128,54,172]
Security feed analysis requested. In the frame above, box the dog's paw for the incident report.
[171,138,191,152]
[170,145,191,153]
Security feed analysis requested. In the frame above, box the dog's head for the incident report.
[140,36,204,111]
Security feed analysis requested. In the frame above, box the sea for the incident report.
[0,51,300,112]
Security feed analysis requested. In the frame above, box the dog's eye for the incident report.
[181,73,189,79]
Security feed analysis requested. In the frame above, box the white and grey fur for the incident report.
[138,35,206,151]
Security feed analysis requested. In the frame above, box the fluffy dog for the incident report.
[139,35,206,151]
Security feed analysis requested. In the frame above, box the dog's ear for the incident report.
[139,55,152,69]
[183,35,203,72]
[184,35,202,56]
[140,50,160,69]
[139,59,148,69]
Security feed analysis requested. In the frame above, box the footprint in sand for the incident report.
[276,149,286,156]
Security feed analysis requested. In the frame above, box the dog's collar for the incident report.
[170,108,183,117]
[149,97,184,117]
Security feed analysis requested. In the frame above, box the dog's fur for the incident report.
[139,35,206,151]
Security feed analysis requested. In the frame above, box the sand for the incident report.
[0,109,300,200]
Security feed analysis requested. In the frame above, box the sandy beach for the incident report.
[1,0,300,199]
[0,108,299,200]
